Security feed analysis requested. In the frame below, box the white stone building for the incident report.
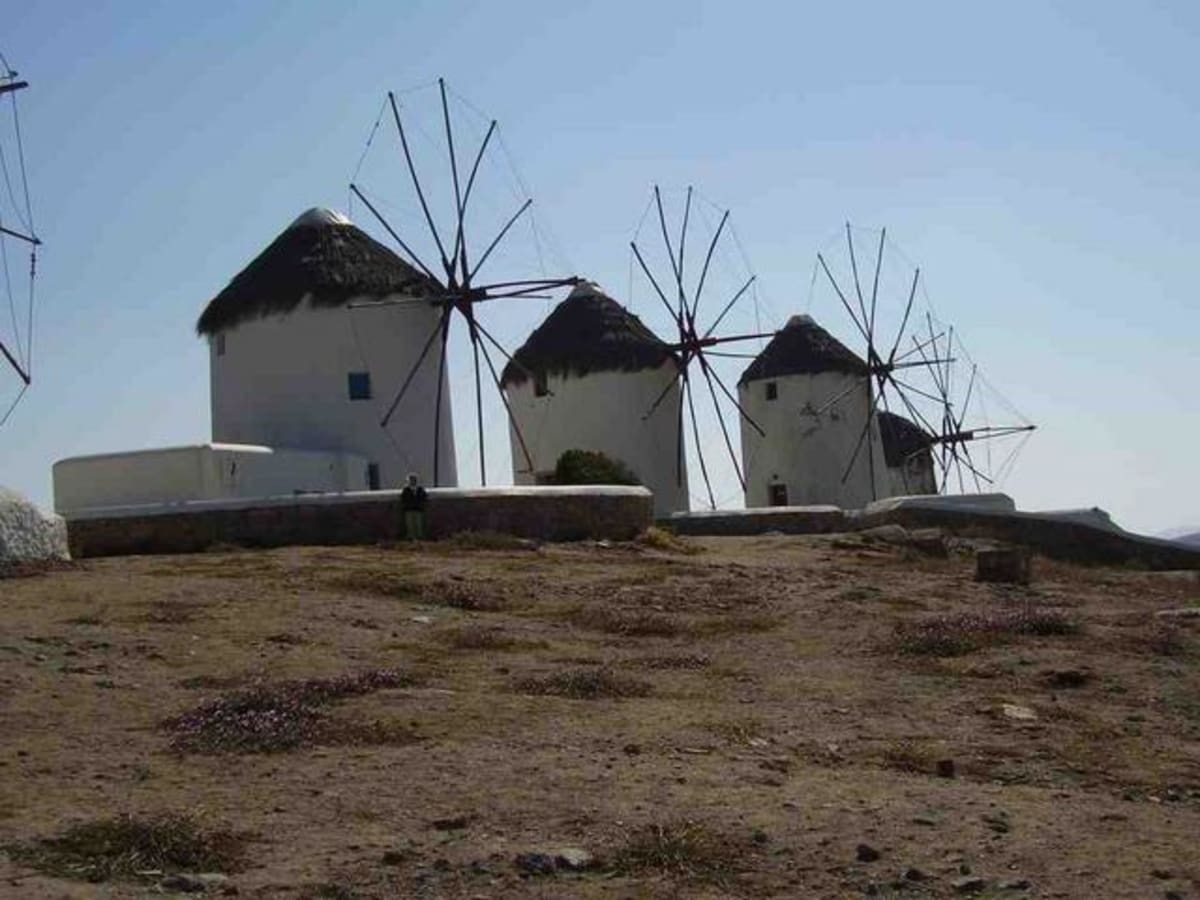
[199,207,456,490]
[500,282,688,516]
[738,314,887,509]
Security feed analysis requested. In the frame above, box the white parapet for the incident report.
[52,443,370,515]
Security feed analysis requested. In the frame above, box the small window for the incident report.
[768,483,789,507]
[214,333,226,356]
[534,370,549,398]
[765,381,778,401]
[348,371,372,400]
[366,462,381,491]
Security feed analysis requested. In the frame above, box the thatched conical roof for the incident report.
[501,282,676,387]
[878,410,934,467]
[196,208,441,335]
[738,314,866,385]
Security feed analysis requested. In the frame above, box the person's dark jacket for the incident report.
[401,485,427,512]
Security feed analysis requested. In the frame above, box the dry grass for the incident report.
[326,571,421,600]
[632,653,712,670]
[605,820,755,883]
[689,611,783,637]
[434,624,538,652]
[3,813,249,883]
[636,526,702,555]
[442,530,537,552]
[514,667,652,700]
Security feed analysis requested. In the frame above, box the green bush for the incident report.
[552,449,640,486]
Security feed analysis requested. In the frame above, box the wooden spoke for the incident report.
[388,91,453,278]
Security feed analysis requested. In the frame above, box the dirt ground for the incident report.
[1,532,1198,899]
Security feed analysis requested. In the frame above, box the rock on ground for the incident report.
[0,486,69,568]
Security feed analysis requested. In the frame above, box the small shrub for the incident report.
[3,813,248,882]
[571,605,680,637]
[637,527,701,555]
[606,820,752,882]
[435,625,530,652]
[551,449,641,486]
[429,580,509,612]
[166,669,413,753]
[896,606,1079,657]
[704,716,767,745]
[515,667,652,700]
[880,740,938,774]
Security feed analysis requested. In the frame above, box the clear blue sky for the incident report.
[2,1,1197,534]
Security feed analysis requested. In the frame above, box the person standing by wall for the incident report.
[400,473,428,541]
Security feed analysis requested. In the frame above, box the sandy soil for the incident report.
[1,533,1198,899]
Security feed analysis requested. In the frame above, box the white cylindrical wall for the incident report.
[209,298,455,489]
[504,362,689,516]
[884,454,938,497]
[739,371,888,509]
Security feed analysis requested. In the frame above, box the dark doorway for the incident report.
[768,482,788,507]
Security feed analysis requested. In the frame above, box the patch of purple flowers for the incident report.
[166,669,411,754]
[896,606,1079,657]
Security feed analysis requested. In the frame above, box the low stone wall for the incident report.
[664,506,847,536]
[65,486,653,558]
[853,505,1200,570]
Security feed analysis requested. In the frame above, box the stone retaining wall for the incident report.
[65,487,653,558]
[665,506,847,536]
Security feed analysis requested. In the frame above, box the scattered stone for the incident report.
[857,843,881,862]
[554,847,593,870]
[381,850,407,866]
[1164,891,1183,900]
[514,852,558,876]
[622,742,641,755]
[912,813,939,826]
[936,759,956,779]
[976,547,1032,585]
[751,828,769,845]
[858,524,912,545]
[999,879,1031,890]
[953,875,988,894]
[1151,868,1173,880]
[904,867,928,881]
[410,615,434,625]
[160,873,228,893]
[1000,703,1038,722]
[909,528,950,557]
[1155,607,1200,619]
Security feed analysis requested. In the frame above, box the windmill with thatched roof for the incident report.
[198,207,454,490]
[738,314,888,508]
[501,281,688,516]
